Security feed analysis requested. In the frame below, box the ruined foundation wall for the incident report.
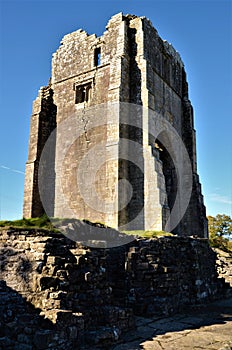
[0,229,229,348]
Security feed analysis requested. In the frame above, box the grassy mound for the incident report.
[0,216,173,240]
[0,214,56,231]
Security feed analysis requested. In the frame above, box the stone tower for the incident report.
[23,13,208,237]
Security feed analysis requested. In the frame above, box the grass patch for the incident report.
[122,230,174,238]
[0,214,56,231]
[0,217,173,239]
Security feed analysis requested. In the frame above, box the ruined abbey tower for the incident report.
[23,13,207,237]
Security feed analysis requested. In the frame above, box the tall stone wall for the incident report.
[0,228,230,348]
[23,85,56,218]
[23,13,207,237]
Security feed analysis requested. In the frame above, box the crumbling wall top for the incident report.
[163,40,184,67]
[105,12,124,29]
[60,28,93,44]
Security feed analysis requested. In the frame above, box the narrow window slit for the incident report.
[94,47,101,66]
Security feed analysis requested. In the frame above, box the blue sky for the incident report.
[0,0,231,220]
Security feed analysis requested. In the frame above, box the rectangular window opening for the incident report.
[75,83,92,104]
[94,47,101,67]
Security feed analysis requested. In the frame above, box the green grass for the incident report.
[0,214,56,231]
[122,230,174,238]
[0,216,174,239]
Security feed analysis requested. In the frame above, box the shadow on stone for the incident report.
[0,280,68,350]
[110,298,232,350]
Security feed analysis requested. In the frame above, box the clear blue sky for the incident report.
[0,0,231,220]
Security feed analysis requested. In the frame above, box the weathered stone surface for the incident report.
[0,280,75,350]
[214,248,232,287]
[0,228,231,348]
[23,12,207,237]
[114,298,232,350]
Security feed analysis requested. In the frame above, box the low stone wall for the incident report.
[214,248,232,287]
[0,229,134,349]
[0,229,230,349]
[0,280,82,350]
[125,238,230,316]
